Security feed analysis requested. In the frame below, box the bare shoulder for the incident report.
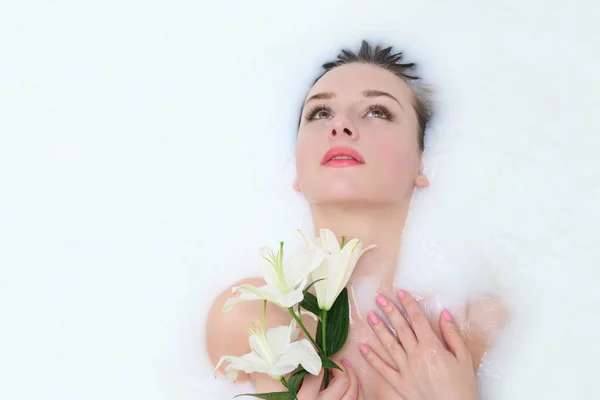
[464,295,511,370]
[466,295,511,342]
[205,276,292,382]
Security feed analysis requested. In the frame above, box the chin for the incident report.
[313,179,372,204]
[301,178,410,205]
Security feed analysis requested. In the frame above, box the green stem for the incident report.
[322,310,330,387]
[321,310,327,355]
[288,308,319,349]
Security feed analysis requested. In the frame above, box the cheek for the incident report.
[370,131,420,182]
[295,133,318,179]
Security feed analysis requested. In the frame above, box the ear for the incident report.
[415,158,429,188]
[415,173,430,188]
[293,179,301,192]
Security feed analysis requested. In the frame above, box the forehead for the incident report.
[305,63,413,103]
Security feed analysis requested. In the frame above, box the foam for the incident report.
[0,1,598,399]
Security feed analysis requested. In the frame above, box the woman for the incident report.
[206,40,507,399]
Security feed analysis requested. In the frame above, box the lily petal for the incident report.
[325,248,349,309]
[288,319,300,341]
[285,248,325,288]
[298,309,318,322]
[222,284,274,312]
[214,355,240,382]
[275,339,322,376]
[311,259,329,309]
[264,323,294,360]
[238,351,272,373]
[222,285,266,312]
[320,229,340,253]
[216,316,322,384]
[308,231,377,310]
[298,229,317,249]
[223,283,305,311]
[214,352,271,382]
[333,238,361,297]
[249,334,276,365]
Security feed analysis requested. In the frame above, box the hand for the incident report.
[359,290,477,400]
[297,359,364,400]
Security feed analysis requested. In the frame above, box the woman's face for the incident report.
[295,63,428,206]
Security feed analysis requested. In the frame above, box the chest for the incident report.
[331,307,448,399]
[335,319,400,399]
[299,293,476,398]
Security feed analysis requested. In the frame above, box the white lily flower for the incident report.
[223,241,325,311]
[300,228,376,311]
[214,319,322,382]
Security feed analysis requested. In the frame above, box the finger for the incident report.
[357,381,365,400]
[320,367,350,399]
[359,343,401,388]
[296,370,323,400]
[367,310,408,371]
[439,308,472,364]
[397,290,437,344]
[340,359,359,400]
[376,294,418,354]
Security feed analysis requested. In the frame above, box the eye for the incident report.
[365,104,395,121]
[367,109,386,118]
[305,105,333,121]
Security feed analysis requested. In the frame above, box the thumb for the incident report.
[439,308,471,363]
[296,370,324,400]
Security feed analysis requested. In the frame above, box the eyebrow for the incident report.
[304,89,403,110]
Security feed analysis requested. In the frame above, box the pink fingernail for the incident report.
[359,344,369,355]
[342,359,352,367]
[367,311,379,325]
[375,295,388,307]
[397,290,406,299]
[443,308,453,321]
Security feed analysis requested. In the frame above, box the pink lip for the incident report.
[321,146,365,167]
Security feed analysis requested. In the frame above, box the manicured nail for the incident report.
[442,308,453,321]
[397,290,406,299]
[375,295,388,307]
[342,359,352,367]
[367,311,379,324]
[359,344,369,355]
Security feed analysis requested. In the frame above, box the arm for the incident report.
[205,277,292,392]
[463,295,510,370]
[207,278,360,399]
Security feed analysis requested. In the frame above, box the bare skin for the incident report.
[208,276,506,399]
[206,62,508,398]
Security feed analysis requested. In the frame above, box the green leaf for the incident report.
[300,292,321,318]
[280,377,289,389]
[316,288,349,356]
[287,368,310,395]
[233,392,296,400]
[321,357,342,371]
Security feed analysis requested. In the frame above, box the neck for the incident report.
[310,200,410,287]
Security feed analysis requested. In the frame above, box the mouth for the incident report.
[321,146,365,167]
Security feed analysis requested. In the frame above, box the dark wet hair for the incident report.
[299,40,434,151]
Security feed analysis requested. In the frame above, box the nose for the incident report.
[330,116,358,140]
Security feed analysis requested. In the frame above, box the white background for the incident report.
[1,0,599,399]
